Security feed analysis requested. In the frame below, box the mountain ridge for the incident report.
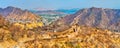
[0,6,43,23]
[53,7,120,32]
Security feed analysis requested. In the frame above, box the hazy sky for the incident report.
[0,0,120,9]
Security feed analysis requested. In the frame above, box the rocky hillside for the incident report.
[53,7,120,31]
[0,6,44,29]
[0,6,42,23]
[0,24,120,48]
[0,15,9,27]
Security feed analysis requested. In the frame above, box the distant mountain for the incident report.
[32,10,66,15]
[32,8,79,14]
[56,8,79,14]
[34,8,55,11]
[0,6,42,23]
[53,7,120,31]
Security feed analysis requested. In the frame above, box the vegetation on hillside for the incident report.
[0,23,119,48]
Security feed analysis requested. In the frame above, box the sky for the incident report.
[0,0,120,10]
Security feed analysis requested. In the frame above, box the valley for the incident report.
[0,6,119,48]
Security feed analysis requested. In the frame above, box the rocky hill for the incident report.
[53,7,120,31]
[0,6,44,29]
[0,6,42,23]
